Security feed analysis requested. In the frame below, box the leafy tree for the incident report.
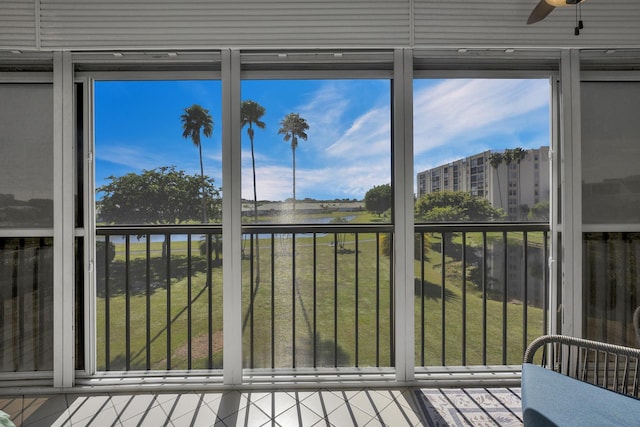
[181,104,214,223]
[241,100,266,285]
[415,190,504,222]
[364,184,392,216]
[528,200,550,221]
[97,166,220,224]
[278,113,309,212]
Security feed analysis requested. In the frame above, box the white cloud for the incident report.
[242,164,293,201]
[325,107,391,159]
[97,144,168,171]
[242,155,391,201]
[413,79,549,155]
[297,82,350,147]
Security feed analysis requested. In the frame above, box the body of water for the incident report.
[100,216,357,243]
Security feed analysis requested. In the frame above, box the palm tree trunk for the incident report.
[250,130,260,285]
[517,163,522,220]
[292,146,296,212]
[198,142,208,224]
[198,141,215,283]
[496,173,503,209]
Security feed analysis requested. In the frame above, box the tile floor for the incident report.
[0,387,523,426]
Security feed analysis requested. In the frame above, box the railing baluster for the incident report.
[441,232,446,366]
[187,234,192,370]
[313,233,317,368]
[523,231,528,358]
[389,232,394,367]
[145,235,151,370]
[125,235,131,371]
[376,232,380,367]
[462,232,467,366]
[271,235,275,369]
[33,240,41,371]
[292,233,296,369]
[165,235,171,370]
[355,234,359,367]
[17,238,25,371]
[482,231,487,365]
[543,230,548,336]
[420,232,425,367]
[207,233,213,369]
[334,232,338,367]
[250,234,255,369]
[38,238,47,370]
[502,230,508,365]
[602,233,610,342]
[105,235,111,371]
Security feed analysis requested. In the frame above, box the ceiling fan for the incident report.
[527,0,586,34]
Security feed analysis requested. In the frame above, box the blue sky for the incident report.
[95,78,550,201]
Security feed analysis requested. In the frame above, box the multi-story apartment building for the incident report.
[417,146,550,220]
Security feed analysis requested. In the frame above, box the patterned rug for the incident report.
[415,388,523,426]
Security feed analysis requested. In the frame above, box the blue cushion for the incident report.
[521,363,640,426]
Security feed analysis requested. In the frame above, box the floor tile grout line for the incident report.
[327,393,372,425]
[363,389,392,425]
[461,388,503,426]
[385,392,423,426]
[243,391,292,421]
[438,388,477,427]
[487,388,524,423]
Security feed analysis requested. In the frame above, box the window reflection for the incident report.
[584,233,640,347]
[0,84,54,228]
[0,238,53,372]
[582,82,640,224]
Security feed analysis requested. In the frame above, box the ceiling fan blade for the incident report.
[527,0,556,24]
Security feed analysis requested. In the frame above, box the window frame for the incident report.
[77,67,224,378]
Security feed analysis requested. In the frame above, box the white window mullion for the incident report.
[222,49,243,385]
[559,49,583,338]
[53,50,76,388]
[83,76,97,376]
[548,76,560,336]
[393,48,414,382]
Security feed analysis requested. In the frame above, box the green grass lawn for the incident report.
[96,224,545,371]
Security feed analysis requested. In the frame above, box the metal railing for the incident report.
[95,222,549,372]
[240,224,394,370]
[96,225,223,371]
[415,223,549,367]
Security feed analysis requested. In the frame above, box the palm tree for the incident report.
[241,100,266,224]
[278,113,309,212]
[511,147,528,220]
[181,104,213,223]
[488,152,504,208]
[241,100,266,285]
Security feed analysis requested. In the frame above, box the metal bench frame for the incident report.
[524,335,640,399]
